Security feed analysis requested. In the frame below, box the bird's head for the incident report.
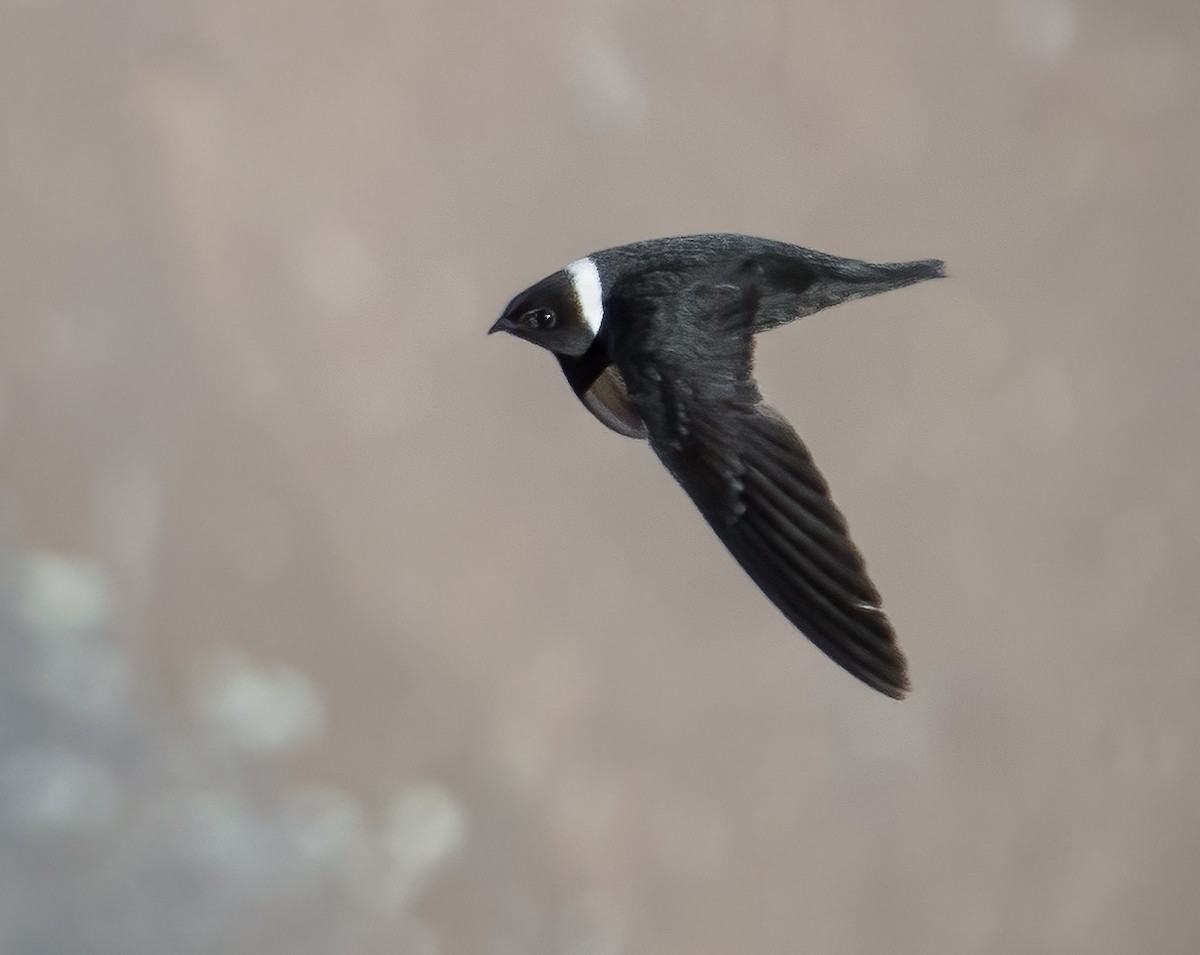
[489,260,605,358]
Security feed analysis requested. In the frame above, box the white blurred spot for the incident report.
[192,649,326,755]
[17,553,132,720]
[18,553,111,636]
[152,786,372,911]
[278,787,367,867]
[377,783,467,911]
[566,9,645,128]
[1002,0,1077,65]
[161,790,268,881]
[0,748,121,834]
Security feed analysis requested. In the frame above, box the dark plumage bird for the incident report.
[489,234,943,698]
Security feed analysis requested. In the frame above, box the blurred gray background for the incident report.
[2,0,1199,953]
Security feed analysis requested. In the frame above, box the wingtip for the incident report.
[821,256,947,306]
[880,643,912,699]
[857,653,910,700]
[900,258,945,283]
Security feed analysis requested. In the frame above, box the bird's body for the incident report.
[490,234,943,698]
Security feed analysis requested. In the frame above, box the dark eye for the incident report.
[521,307,556,330]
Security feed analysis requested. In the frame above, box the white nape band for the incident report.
[566,256,605,337]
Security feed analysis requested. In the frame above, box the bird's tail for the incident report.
[828,256,946,295]
[754,253,945,331]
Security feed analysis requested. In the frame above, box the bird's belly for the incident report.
[580,365,648,439]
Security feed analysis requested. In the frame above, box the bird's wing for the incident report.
[611,275,909,698]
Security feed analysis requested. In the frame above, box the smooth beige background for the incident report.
[2,1,1198,953]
